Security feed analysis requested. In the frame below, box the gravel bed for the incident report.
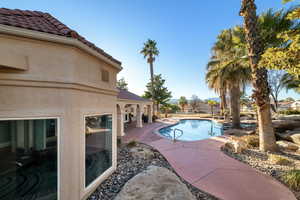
[222,146,300,199]
[88,143,218,200]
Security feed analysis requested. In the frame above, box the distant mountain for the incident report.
[168,99,179,104]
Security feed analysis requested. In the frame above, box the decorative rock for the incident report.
[223,138,247,153]
[114,166,196,200]
[276,140,299,151]
[290,134,300,145]
[224,129,255,136]
[276,115,300,121]
[129,146,155,160]
[275,132,292,141]
[273,120,300,130]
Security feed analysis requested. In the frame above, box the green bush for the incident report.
[269,154,292,165]
[279,109,300,115]
[282,170,300,191]
[243,135,259,148]
[127,140,138,148]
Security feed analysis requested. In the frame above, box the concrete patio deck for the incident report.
[122,122,296,200]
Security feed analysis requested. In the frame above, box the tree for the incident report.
[206,27,251,128]
[240,0,277,152]
[143,74,172,111]
[169,104,181,113]
[260,2,300,76]
[117,77,128,90]
[268,70,286,112]
[178,96,188,112]
[190,95,201,112]
[207,100,218,117]
[284,97,295,102]
[160,104,172,118]
[281,73,300,93]
[140,39,159,112]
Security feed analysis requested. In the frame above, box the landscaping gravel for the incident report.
[222,146,300,199]
[88,143,218,200]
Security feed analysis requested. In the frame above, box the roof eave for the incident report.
[0,24,122,71]
[117,98,153,104]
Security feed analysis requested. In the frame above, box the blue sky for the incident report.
[3,0,300,100]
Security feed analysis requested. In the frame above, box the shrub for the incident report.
[127,140,137,148]
[282,170,300,191]
[269,154,292,165]
[279,109,300,115]
[152,115,159,122]
[242,135,259,148]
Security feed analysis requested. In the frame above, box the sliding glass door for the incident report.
[0,119,58,200]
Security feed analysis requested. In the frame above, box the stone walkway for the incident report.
[122,122,296,200]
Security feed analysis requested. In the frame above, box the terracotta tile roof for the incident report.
[117,88,151,102]
[0,8,121,65]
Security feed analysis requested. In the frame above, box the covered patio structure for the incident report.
[116,88,153,137]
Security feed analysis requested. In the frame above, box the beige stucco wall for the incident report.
[0,34,120,200]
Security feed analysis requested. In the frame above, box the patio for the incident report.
[122,121,296,200]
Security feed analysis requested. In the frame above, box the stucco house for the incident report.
[0,8,152,200]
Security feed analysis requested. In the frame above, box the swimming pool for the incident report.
[158,119,223,141]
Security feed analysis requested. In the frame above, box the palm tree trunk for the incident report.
[149,59,155,114]
[229,84,241,128]
[220,88,227,116]
[240,0,277,152]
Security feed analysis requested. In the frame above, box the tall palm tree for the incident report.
[206,28,251,128]
[207,100,218,117]
[140,39,159,112]
[240,0,277,152]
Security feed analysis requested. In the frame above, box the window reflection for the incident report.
[0,119,58,200]
[85,115,112,187]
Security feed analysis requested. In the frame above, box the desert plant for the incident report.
[269,154,292,165]
[242,135,259,148]
[279,109,300,115]
[282,170,300,191]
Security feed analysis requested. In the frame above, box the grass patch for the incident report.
[127,140,138,148]
[282,170,300,191]
[269,154,292,165]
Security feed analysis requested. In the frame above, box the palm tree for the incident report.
[206,28,251,128]
[281,73,300,93]
[140,39,159,112]
[179,96,188,112]
[207,100,218,117]
[240,0,277,152]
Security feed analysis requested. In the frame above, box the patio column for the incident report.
[117,104,126,137]
[136,104,143,128]
[147,104,153,123]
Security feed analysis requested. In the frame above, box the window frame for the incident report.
[82,112,116,195]
[0,116,61,200]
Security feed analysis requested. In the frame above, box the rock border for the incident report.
[88,143,218,200]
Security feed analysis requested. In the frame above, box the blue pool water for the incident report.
[158,119,223,141]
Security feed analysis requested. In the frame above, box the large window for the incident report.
[0,119,58,200]
[85,114,112,187]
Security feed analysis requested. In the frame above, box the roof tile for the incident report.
[117,88,151,102]
[0,8,121,65]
